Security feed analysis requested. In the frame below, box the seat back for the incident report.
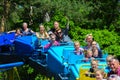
[0,35,4,46]
[79,64,107,80]
[4,32,15,45]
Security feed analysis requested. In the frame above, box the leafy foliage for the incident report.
[105,45,120,56]
[18,65,54,80]
[35,74,54,80]
[0,0,119,31]
[0,0,120,79]
[69,26,120,55]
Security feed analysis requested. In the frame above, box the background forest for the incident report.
[0,0,120,80]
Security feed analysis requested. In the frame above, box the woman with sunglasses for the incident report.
[49,21,72,43]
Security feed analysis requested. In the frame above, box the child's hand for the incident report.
[85,72,90,77]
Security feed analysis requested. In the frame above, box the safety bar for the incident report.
[0,62,24,69]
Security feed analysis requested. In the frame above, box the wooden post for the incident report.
[7,67,21,80]
[7,68,14,80]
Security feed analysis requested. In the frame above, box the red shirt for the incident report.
[108,66,120,77]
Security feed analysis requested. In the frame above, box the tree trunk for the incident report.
[0,16,5,32]
[3,0,10,31]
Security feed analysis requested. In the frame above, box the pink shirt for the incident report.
[44,41,60,49]
[108,66,120,77]
[117,66,120,76]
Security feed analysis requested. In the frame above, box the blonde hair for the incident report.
[16,28,21,32]
[95,69,106,78]
[87,50,92,54]
[56,28,61,32]
[85,33,93,42]
[39,25,49,38]
[56,27,61,31]
[91,59,98,65]
[86,33,93,38]
[92,41,97,44]
[54,21,60,30]
[107,55,114,61]
[39,24,45,29]
[74,41,80,46]
[85,50,92,57]
[84,49,92,55]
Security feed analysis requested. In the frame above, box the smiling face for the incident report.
[92,48,98,57]
[92,41,97,48]
[39,25,45,33]
[54,21,59,30]
[50,34,56,41]
[95,70,103,80]
[96,71,103,80]
[74,42,80,51]
[110,59,119,72]
[106,55,114,67]
[23,22,28,30]
[16,29,21,34]
[56,29,63,38]
[86,35,93,43]
[87,50,93,58]
[91,60,98,70]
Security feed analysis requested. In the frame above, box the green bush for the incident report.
[104,45,120,56]
[18,65,54,80]
[35,74,54,80]
[69,26,120,55]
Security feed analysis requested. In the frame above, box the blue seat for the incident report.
[0,35,4,46]
[4,32,15,45]
[37,39,49,52]
[62,47,74,63]
[40,39,49,46]
[14,35,37,56]
[68,53,84,64]
[102,53,108,58]
[62,47,85,64]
